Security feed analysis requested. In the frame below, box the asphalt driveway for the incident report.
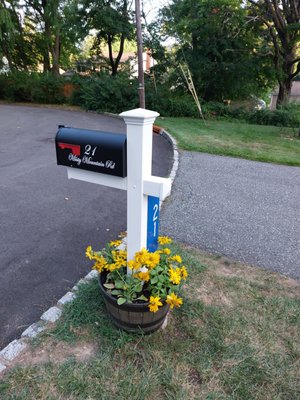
[160,151,300,280]
[0,105,173,348]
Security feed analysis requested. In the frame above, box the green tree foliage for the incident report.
[247,1,300,108]
[161,0,276,101]
[0,1,14,40]
[0,0,14,68]
[23,0,80,74]
[0,0,37,71]
[0,0,81,74]
[77,0,135,75]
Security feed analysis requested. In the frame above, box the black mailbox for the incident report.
[55,126,127,177]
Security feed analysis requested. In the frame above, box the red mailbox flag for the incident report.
[58,142,81,156]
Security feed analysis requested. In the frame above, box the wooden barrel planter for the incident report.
[98,273,169,333]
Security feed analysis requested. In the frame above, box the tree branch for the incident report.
[290,56,300,65]
[289,0,300,20]
[290,61,300,79]
[114,32,125,72]
[266,0,286,35]
[107,33,116,74]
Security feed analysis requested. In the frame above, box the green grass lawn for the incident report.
[1,244,299,400]
[4,102,300,166]
[157,118,300,166]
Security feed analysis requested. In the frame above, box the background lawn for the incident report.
[158,118,300,166]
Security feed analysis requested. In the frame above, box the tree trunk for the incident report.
[247,1,300,109]
[43,54,51,73]
[277,79,292,108]
[43,19,52,73]
[51,33,60,75]
[107,0,128,76]
[276,51,295,108]
[114,33,125,75]
[108,36,117,75]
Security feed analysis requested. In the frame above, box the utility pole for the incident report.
[135,0,145,108]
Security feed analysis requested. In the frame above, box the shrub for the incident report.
[201,101,300,127]
[162,96,199,118]
[246,108,300,127]
[145,82,199,118]
[202,101,230,117]
[31,73,65,104]
[79,72,138,113]
[66,75,87,106]
[1,71,298,128]
[0,71,65,103]
[148,95,199,118]
[0,71,34,102]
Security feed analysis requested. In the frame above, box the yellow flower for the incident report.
[111,250,118,260]
[85,246,94,260]
[163,248,171,255]
[135,248,150,265]
[146,252,160,269]
[180,266,188,280]
[158,236,172,245]
[148,296,163,313]
[114,260,125,269]
[118,249,127,260]
[110,240,122,247]
[111,250,127,269]
[107,263,118,272]
[134,271,150,282]
[169,268,181,285]
[166,293,183,309]
[127,260,141,271]
[92,256,107,272]
[169,255,182,263]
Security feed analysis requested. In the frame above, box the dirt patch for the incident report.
[196,289,233,307]
[11,338,98,368]
[215,265,241,277]
[195,280,233,308]
[183,245,300,308]
[277,276,300,297]
[213,264,300,301]
[214,258,258,279]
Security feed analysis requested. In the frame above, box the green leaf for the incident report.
[151,276,158,284]
[137,295,148,302]
[103,283,115,289]
[117,297,127,305]
[111,290,122,296]
[115,280,124,289]
[134,283,143,293]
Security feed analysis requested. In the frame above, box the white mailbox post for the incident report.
[66,108,171,267]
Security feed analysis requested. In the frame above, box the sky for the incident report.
[141,0,171,23]
[141,0,176,46]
